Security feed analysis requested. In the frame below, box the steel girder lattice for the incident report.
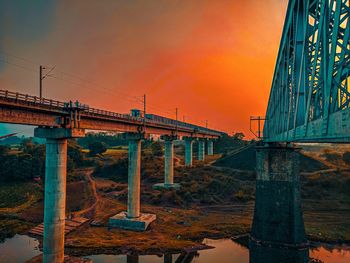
[264,0,350,142]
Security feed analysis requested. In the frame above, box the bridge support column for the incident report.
[153,135,180,190]
[109,133,156,231]
[34,127,85,263]
[198,139,205,161]
[164,254,173,263]
[207,140,214,155]
[184,137,193,167]
[251,143,306,247]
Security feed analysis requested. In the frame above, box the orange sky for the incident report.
[0,0,288,137]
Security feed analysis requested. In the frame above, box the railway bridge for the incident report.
[251,0,350,261]
[0,89,224,263]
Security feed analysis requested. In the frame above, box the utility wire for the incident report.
[0,50,224,130]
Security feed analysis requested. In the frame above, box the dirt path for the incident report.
[72,169,99,218]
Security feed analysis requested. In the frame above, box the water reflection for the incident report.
[164,254,172,263]
[1,235,349,262]
[0,234,41,263]
[127,255,139,263]
[249,241,309,263]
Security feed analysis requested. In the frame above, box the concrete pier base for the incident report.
[251,143,306,247]
[109,211,156,231]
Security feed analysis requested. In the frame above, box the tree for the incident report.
[233,132,245,140]
[88,141,107,156]
[78,132,127,148]
[21,138,36,154]
[343,152,350,165]
[0,145,9,156]
[213,133,246,154]
[151,141,163,157]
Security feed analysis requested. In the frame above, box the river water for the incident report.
[0,235,349,263]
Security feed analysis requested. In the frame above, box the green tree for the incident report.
[233,132,245,140]
[343,151,350,165]
[151,141,163,157]
[88,141,107,156]
[0,145,9,156]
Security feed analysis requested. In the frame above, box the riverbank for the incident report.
[0,147,349,257]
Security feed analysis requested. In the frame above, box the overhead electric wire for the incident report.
[0,51,144,105]
[0,50,225,131]
[0,50,201,120]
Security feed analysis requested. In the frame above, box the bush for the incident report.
[151,141,163,157]
[0,138,91,182]
[93,158,128,182]
[322,152,341,162]
[88,141,107,156]
[0,145,9,156]
[343,152,350,165]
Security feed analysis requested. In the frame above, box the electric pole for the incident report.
[39,65,44,99]
[175,107,178,133]
[206,120,208,128]
[39,65,55,99]
[143,94,146,133]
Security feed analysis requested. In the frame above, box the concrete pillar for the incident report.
[198,139,205,161]
[164,140,174,185]
[184,137,193,167]
[207,140,214,155]
[153,135,180,190]
[251,143,306,246]
[34,127,85,263]
[43,138,67,263]
[164,254,173,263]
[127,138,141,218]
[109,132,156,231]
[127,255,139,263]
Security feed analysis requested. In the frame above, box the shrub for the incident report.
[88,141,107,156]
[343,151,350,165]
[151,141,163,157]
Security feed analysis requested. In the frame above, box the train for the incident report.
[130,109,223,135]
[62,102,222,135]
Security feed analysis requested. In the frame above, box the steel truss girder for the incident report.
[264,0,350,143]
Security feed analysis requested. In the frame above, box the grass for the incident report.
[0,218,34,242]
[0,182,41,241]
[0,182,42,210]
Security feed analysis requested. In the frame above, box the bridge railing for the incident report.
[0,89,66,108]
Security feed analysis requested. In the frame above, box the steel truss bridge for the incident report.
[264,0,350,143]
[0,89,223,139]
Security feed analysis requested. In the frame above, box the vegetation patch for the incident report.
[0,182,42,210]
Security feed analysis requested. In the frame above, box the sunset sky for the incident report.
[0,0,288,137]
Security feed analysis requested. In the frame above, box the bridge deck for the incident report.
[0,90,222,138]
